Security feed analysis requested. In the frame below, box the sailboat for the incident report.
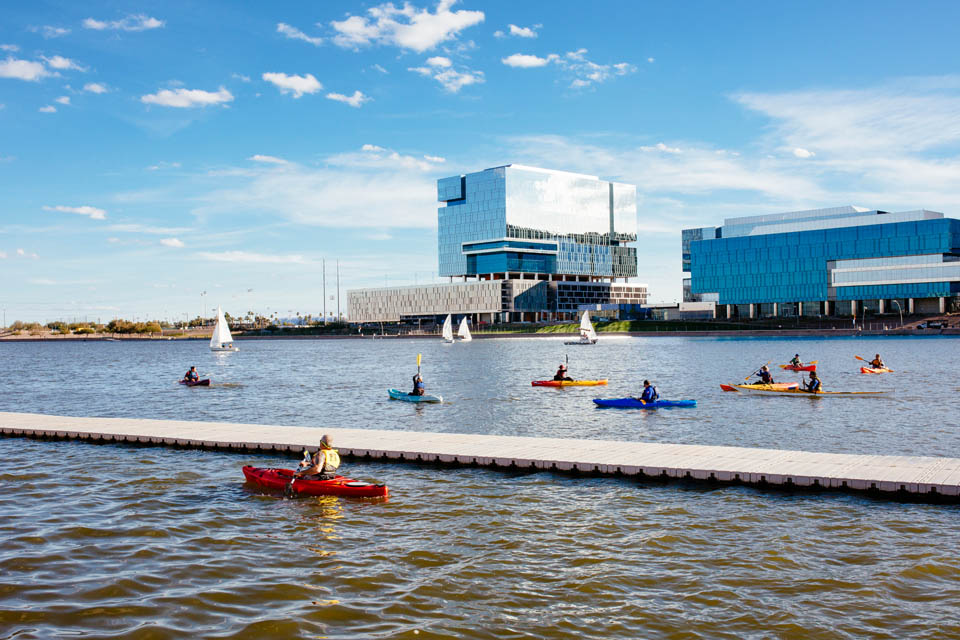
[564,311,598,345]
[210,306,239,352]
[457,317,473,341]
[441,314,454,343]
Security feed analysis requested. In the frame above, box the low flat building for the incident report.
[349,164,648,323]
[683,206,960,318]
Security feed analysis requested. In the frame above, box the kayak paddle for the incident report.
[417,353,421,376]
[745,361,771,381]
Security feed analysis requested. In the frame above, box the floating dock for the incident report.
[3,411,960,500]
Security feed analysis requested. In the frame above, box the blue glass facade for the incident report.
[684,208,960,306]
[438,165,637,279]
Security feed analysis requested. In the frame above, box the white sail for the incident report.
[210,306,236,351]
[457,317,472,341]
[441,314,454,342]
[579,311,597,342]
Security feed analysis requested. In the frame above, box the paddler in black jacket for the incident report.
[553,364,573,381]
[183,366,199,382]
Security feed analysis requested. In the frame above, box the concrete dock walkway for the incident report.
[3,411,960,500]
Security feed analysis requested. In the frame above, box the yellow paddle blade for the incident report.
[417,353,422,367]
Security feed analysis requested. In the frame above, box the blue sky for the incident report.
[2,1,960,323]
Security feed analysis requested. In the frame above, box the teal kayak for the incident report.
[593,398,697,409]
[388,389,443,403]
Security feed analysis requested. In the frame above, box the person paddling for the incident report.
[869,354,885,369]
[294,434,341,481]
[183,366,199,382]
[638,379,659,403]
[790,354,803,367]
[802,371,821,393]
[411,373,425,396]
[553,364,573,381]
[756,365,775,384]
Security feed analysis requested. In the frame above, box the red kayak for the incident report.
[242,466,388,499]
[179,379,211,387]
[778,364,816,372]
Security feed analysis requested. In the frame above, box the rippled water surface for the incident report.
[2,336,960,638]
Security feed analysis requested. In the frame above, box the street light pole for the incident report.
[892,299,903,328]
[201,291,207,324]
[336,259,340,321]
[323,259,327,325]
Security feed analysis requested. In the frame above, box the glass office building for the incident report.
[438,164,638,280]
[683,206,960,318]
[349,164,647,323]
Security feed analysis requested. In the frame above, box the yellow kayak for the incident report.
[532,379,608,387]
[724,384,887,396]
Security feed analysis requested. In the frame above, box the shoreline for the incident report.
[1,327,957,342]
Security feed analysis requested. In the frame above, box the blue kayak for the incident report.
[593,398,697,409]
[388,389,443,403]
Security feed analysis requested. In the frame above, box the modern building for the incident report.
[349,164,648,323]
[683,206,960,318]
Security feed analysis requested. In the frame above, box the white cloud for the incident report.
[196,251,310,264]
[41,26,70,38]
[262,72,321,98]
[231,73,251,83]
[249,154,288,164]
[730,76,960,211]
[508,24,538,38]
[647,57,655,63]
[502,48,636,89]
[425,56,451,67]
[16,248,24,256]
[502,53,552,68]
[0,44,19,52]
[83,82,108,94]
[326,90,371,108]
[330,0,485,53]
[160,238,185,248]
[362,144,385,152]
[146,161,181,170]
[640,142,682,153]
[277,22,323,46]
[0,250,6,258]
[42,55,87,71]
[55,96,70,105]
[423,154,445,163]
[39,105,56,113]
[141,86,233,108]
[793,148,815,159]
[44,205,107,220]
[409,57,483,92]
[194,147,445,229]
[372,64,388,74]
[83,15,164,31]
[0,57,53,81]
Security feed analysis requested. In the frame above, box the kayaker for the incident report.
[756,365,775,384]
[411,373,425,396]
[295,434,341,481]
[638,380,659,403]
[803,371,821,393]
[869,354,885,369]
[183,366,199,382]
[790,354,803,367]
[553,364,574,381]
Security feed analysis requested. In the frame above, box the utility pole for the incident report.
[322,259,327,324]
[336,259,340,321]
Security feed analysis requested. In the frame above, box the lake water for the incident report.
[2,336,960,638]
